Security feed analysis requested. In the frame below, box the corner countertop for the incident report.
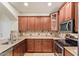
[64,47,78,56]
[0,36,64,54]
[0,38,25,54]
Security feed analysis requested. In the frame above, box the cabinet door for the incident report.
[40,16,51,31]
[34,39,42,52]
[65,2,72,20]
[34,17,41,31]
[28,17,35,31]
[42,39,52,52]
[40,17,44,31]
[43,16,51,31]
[59,8,64,24]
[27,39,35,52]
[13,45,19,56]
[18,16,28,32]
[20,40,25,56]
[75,2,78,32]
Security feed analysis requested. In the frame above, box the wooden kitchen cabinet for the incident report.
[75,2,78,32]
[65,2,72,20]
[58,2,78,32]
[18,16,51,32]
[59,2,75,22]
[34,17,42,31]
[13,44,20,56]
[59,7,65,24]
[34,39,42,52]
[64,49,74,56]
[26,39,35,52]
[64,2,75,20]
[18,16,28,32]
[42,39,53,52]
[28,16,35,31]
[26,39,53,53]
[42,16,51,31]
[13,40,25,56]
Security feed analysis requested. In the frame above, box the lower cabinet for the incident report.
[42,39,53,52]
[13,40,25,56]
[26,39,53,53]
[26,39,35,52]
[34,39,42,52]
[64,49,74,56]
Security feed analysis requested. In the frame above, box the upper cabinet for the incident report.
[18,16,51,32]
[28,16,35,31]
[18,16,28,32]
[65,2,75,20]
[34,17,41,31]
[59,6,65,24]
[51,12,58,31]
[59,2,75,23]
[75,2,78,32]
[65,2,72,20]
[59,2,78,32]
[42,16,51,31]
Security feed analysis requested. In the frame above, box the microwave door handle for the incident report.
[66,23,68,31]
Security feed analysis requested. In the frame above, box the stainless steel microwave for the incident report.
[60,20,74,32]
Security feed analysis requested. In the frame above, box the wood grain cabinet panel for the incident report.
[34,17,42,31]
[42,39,53,52]
[13,40,25,56]
[43,17,51,31]
[64,49,74,56]
[59,8,64,24]
[34,39,42,52]
[27,17,35,31]
[75,2,78,32]
[26,39,35,52]
[18,16,28,32]
[13,44,19,56]
[18,16,51,32]
[65,2,72,20]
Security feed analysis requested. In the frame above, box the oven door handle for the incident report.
[55,42,63,49]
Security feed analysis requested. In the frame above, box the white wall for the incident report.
[0,14,18,40]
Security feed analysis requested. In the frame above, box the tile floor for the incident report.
[24,53,54,56]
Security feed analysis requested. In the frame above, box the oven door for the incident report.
[54,42,64,56]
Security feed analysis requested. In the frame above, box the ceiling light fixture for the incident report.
[24,3,28,6]
[48,2,52,6]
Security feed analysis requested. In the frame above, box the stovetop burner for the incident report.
[55,39,78,47]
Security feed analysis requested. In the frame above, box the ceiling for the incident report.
[10,2,64,14]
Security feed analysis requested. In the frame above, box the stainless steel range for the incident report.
[54,38,78,56]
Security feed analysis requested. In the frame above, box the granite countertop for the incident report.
[0,36,64,54]
[0,38,25,54]
[64,47,78,56]
[19,35,65,40]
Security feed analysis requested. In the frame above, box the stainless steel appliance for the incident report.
[60,19,74,32]
[54,38,78,56]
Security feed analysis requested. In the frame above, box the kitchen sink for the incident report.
[1,42,9,45]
